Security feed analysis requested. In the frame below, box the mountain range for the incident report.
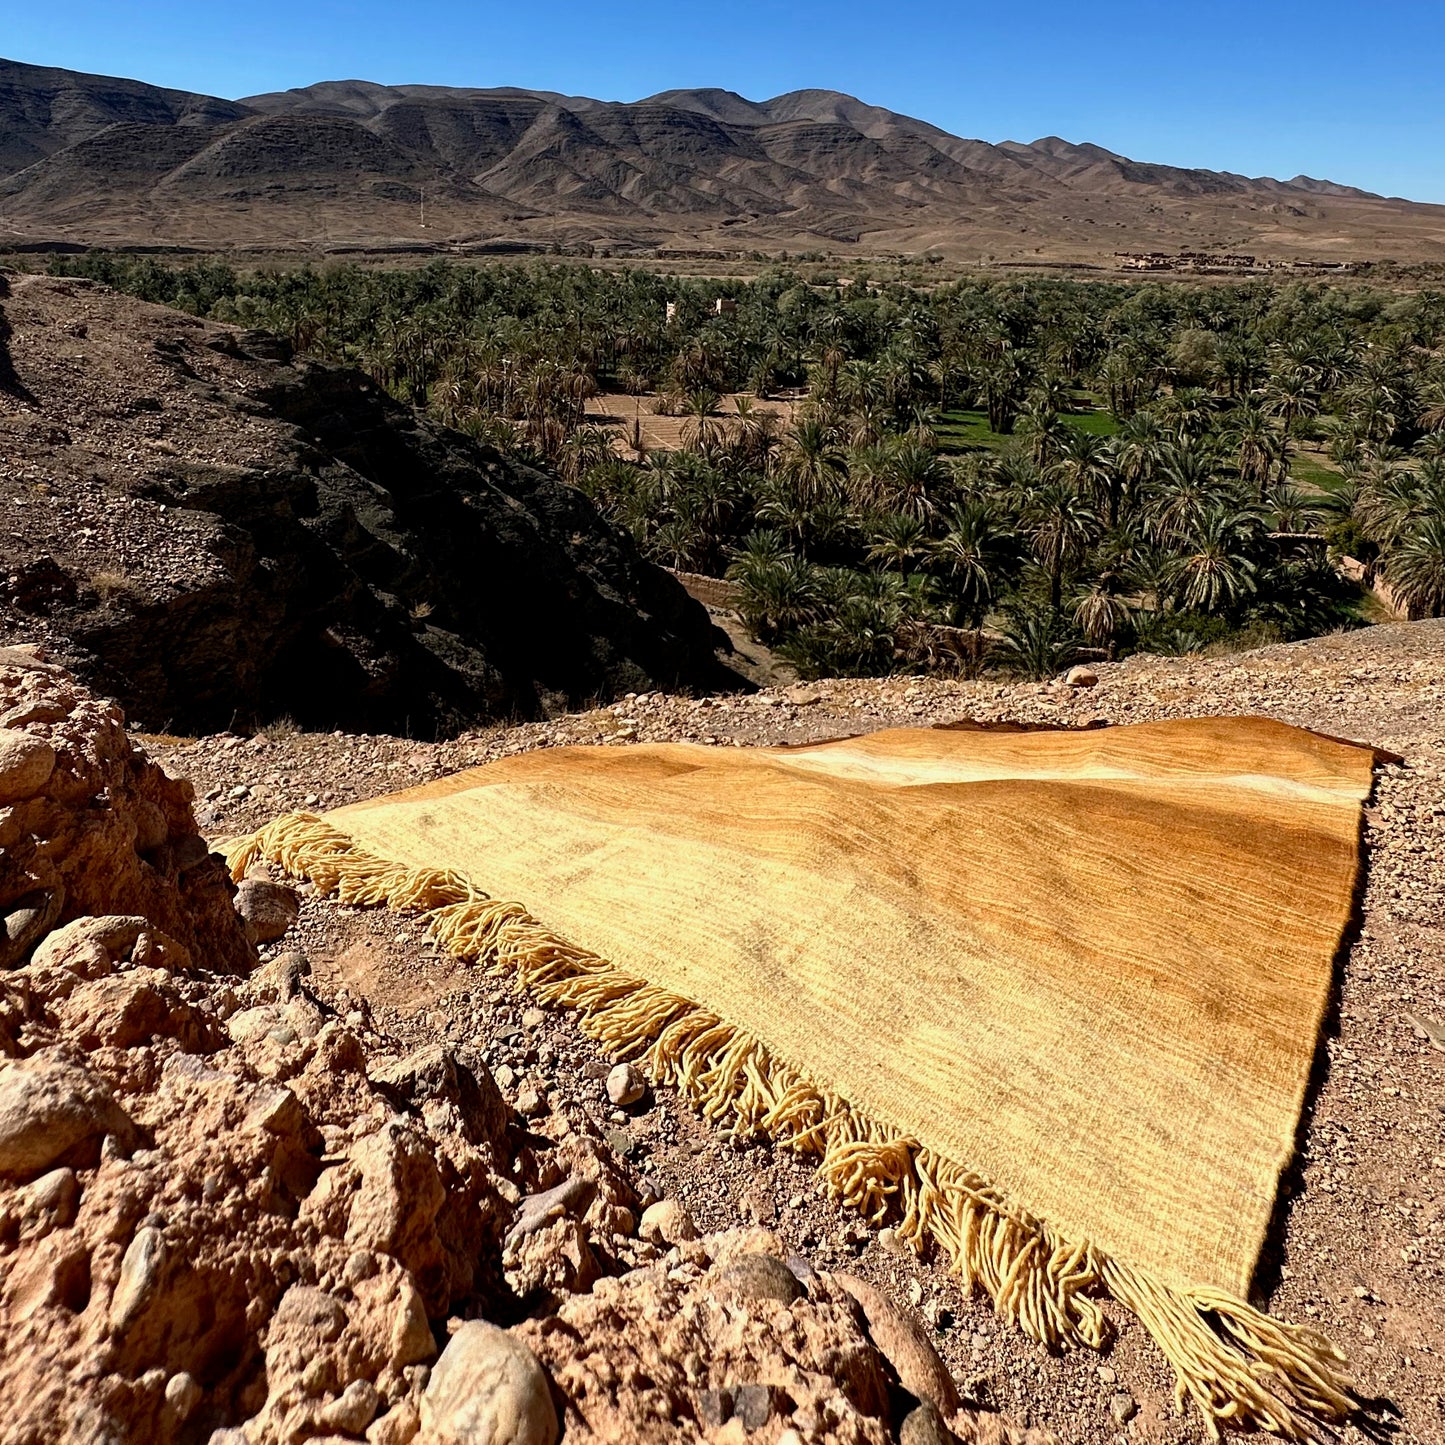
[2,56,1444,264]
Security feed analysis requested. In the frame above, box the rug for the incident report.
[228,715,1382,1438]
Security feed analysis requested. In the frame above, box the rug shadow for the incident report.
[1252,756,1401,1434]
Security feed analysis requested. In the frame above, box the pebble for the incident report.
[1110,1393,1138,1424]
[606,1062,645,1107]
[639,1198,698,1245]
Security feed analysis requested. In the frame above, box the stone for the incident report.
[18,1166,79,1237]
[697,1387,733,1427]
[111,1225,166,1331]
[233,878,300,943]
[1110,1392,1138,1425]
[164,1372,201,1421]
[712,1252,804,1307]
[322,1379,381,1434]
[366,1401,421,1445]
[514,1084,546,1119]
[605,1062,645,1107]
[836,1274,959,1417]
[1064,665,1099,688]
[732,1383,777,1430]
[0,1055,131,1179]
[1,887,64,968]
[1095,1365,1116,1384]
[420,1320,559,1445]
[504,1176,597,1248]
[638,1199,697,1246]
[0,729,55,803]
[900,1401,959,1445]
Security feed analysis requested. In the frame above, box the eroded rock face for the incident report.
[0,649,250,974]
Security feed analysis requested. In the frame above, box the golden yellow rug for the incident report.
[228,716,1381,1438]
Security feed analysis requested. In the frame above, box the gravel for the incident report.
[149,617,1445,1444]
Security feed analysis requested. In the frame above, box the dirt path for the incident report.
[150,618,1445,1444]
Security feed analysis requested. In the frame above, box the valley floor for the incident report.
[151,619,1445,1444]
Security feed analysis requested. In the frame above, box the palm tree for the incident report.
[867,513,931,574]
[997,603,1082,680]
[1263,367,1320,482]
[1023,481,1099,612]
[680,388,721,454]
[936,499,1010,628]
[1224,405,1280,500]
[1384,510,1445,617]
[774,416,846,504]
[878,441,947,520]
[1166,504,1260,612]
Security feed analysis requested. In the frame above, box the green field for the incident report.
[936,407,1120,454]
[1288,452,1349,494]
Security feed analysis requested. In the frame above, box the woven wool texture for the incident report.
[325,715,1373,1299]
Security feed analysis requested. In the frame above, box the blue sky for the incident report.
[8,0,1444,202]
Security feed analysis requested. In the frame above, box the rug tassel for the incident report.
[223,812,1356,1441]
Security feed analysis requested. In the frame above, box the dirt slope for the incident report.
[0,272,744,735]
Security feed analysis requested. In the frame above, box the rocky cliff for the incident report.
[0,272,743,736]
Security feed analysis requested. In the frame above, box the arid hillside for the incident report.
[3,58,1445,263]
[0,271,746,734]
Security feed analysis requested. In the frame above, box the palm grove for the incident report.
[57,255,1445,679]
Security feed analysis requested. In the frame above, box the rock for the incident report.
[697,1387,734,1427]
[31,914,190,978]
[0,729,55,803]
[0,1055,131,1178]
[605,1062,645,1107]
[234,878,300,943]
[514,1084,546,1119]
[322,1379,381,1434]
[17,1165,80,1237]
[164,1372,201,1421]
[367,1401,421,1445]
[900,1402,960,1445]
[1095,1365,1116,1384]
[0,887,64,967]
[1063,666,1099,688]
[732,1383,778,1429]
[638,1199,697,1246]
[836,1274,960,1417]
[111,1225,166,1331]
[712,1252,804,1307]
[1110,1393,1138,1425]
[420,1321,559,1445]
[504,1176,597,1248]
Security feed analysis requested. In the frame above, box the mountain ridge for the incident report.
[1,56,1441,262]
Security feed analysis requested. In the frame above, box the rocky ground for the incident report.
[0,272,741,736]
[0,647,1065,1444]
[131,618,1445,1445]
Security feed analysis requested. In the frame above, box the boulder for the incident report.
[421,1321,559,1445]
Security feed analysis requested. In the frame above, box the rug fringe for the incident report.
[224,812,1356,1440]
